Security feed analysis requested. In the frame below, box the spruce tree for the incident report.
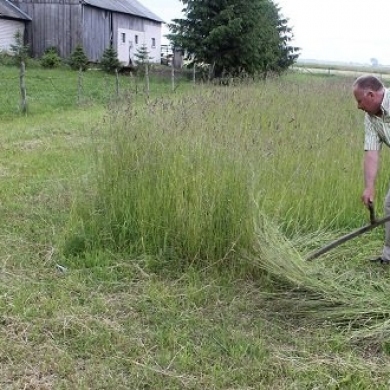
[134,44,153,76]
[134,44,153,66]
[9,30,30,66]
[100,45,121,73]
[69,44,89,71]
[167,0,299,78]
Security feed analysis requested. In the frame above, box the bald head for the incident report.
[353,75,385,116]
[353,75,384,92]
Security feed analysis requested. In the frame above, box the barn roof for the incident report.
[0,0,31,21]
[82,0,164,23]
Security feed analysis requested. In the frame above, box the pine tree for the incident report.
[167,0,299,78]
[9,30,30,66]
[134,44,153,77]
[100,45,121,73]
[69,44,89,71]
[134,44,153,64]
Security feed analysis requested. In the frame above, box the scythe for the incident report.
[306,203,390,261]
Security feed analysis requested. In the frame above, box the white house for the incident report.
[0,0,31,53]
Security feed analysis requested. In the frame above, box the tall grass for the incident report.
[64,89,256,266]
[64,75,390,265]
[61,74,390,346]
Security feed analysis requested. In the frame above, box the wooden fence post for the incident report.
[193,63,196,86]
[19,61,27,114]
[77,67,83,105]
[145,63,150,99]
[171,64,175,92]
[115,69,119,97]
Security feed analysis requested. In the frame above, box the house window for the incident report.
[151,38,156,48]
[135,35,138,44]
[121,33,126,43]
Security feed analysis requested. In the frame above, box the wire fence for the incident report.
[0,65,196,118]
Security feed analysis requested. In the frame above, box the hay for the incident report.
[249,213,390,344]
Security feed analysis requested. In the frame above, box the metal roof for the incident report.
[82,0,164,23]
[0,0,31,21]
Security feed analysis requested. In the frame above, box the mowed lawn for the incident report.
[1,66,390,389]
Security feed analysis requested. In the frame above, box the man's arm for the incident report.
[362,150,380,206]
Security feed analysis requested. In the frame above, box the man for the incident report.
[353,75,390,262]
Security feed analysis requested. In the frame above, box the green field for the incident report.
[2,64,390,389]
[294,61,390,80]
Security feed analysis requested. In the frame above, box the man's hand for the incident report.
[363,150,379,207]
[362,187,375,207]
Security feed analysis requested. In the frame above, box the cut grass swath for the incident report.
[249,212,390,345]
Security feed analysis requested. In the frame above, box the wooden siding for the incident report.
[12,1,162,62]
[15,0,82,58]
[112,13,160,38]
[82,6,111,62]
[84,7,162,62]
[0,18,25,52]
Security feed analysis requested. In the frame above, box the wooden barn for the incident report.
[0,0,31,53]
[12,0,164,64]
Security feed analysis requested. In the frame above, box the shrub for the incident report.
[44,46,60,56]
[69,44,89,71]
[40,47,62,68]
[0,51,16,66]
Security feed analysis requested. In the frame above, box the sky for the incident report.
[141,0,390,65]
